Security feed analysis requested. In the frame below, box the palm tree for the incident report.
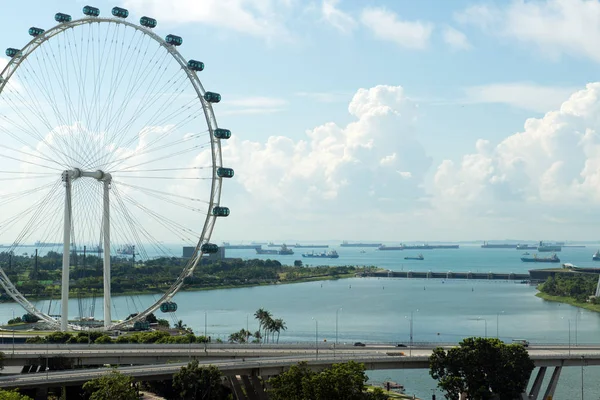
[274,318,287,343]
[254,308,268,343]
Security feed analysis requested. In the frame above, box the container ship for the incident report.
[379,244,459,250]
[481,242,515,249]
[537,241,562,252]
[267,242,296,248]
[516,244,537,250]
[222,242,261,250]
[256,245,294,255]
[340,241,381,247]
[302,250,339,259]
[521,253,560,263]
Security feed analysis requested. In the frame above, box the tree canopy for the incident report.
[0,390,32,400]
[172,360,225,400]
[82,370,138,400]
[429,337,534,400]
[268,361,387,400]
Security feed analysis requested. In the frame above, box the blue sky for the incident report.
[3,0,600,242]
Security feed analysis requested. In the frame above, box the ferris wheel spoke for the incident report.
[113,181,208,212]
[111,181,209,203]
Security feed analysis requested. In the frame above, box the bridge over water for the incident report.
[0,343,595,399]
[370,270,532,280]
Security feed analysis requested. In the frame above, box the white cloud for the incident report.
[360,8,433,50]
[433,82,600,223]
[221,85,432,218]
[123,0,293,39]
[456,0,600,63]
[442,26,471,51]
[321,0,356,33]
[464,83,579,113]
[295,91,350,103]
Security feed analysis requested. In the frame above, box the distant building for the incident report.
[182,246,225,262]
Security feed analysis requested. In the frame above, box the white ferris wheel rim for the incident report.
[0,15,225,330]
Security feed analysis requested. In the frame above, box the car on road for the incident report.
[354,342,366,347]
[396,343,407,347]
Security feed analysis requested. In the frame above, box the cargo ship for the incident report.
[256,248,278,255]
[537,241,562,252]
[340,241,381,247]
[278,244,294,255]
[294,243,329,248]
[521,253,560,263]
[302,250,339,258]
[481,242,515,249]
[379,244,459,250]
[222,242,261,250]
[267,242,296,248]
[117,244,136,256]
[404,254,424,260]
[593,250,600,261]
[516,244,537,250]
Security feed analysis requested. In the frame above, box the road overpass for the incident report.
[0,343,597,400]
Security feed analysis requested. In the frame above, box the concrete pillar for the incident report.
[241,375,259,400]
[228,376,248,400]
[542,366,562,400]
[528,367,547,400]
[250,375,268,400]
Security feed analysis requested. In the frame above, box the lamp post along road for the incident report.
[335,307,342,357]
[312,318,319,360]
[496,311,504,339]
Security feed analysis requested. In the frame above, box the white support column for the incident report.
[102,179,111,328]
[61,172,73,331]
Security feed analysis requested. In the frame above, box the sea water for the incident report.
[0,244,598,398]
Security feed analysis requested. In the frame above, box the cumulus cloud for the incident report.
[360,8,433,49]
[433,82,600,221]
[442,26,471,51]
[321,0,356,33]
[221,85,432,218]
[123,0,293,39]
[456,0,600,63]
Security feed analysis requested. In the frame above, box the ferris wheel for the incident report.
[0,6,233,331]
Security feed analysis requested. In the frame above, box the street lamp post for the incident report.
[496,311,504,339]
[204,312,208,352]
[561,317,571,355]
[335,307,342,357]
[476,317,487,338]
[11,309,14,355]
[405,309,418,356]
[312,318,319,360]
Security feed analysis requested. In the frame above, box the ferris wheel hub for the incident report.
[62,168,112,182]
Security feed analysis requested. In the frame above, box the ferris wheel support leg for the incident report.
[61,175,73,332]
[103,179,112,329]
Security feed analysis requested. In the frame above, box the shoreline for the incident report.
[535,292,600,313]
[1,273,357,304]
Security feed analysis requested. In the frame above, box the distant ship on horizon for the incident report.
[340,241,381,247]
[302,250,339,259]
[521,253,560,263]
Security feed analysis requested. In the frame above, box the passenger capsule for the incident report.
[83,6,100,17]
[55,13,72,23]
[201,243,219,254]
[214,128,231,139]
[5,48,20,58]
[28,27,45,37]
[140,16,157,28]
[204,92,221,103]
[212,206,230,217]
[165,34,183,46]
[217,167,234,178]
[133,321,150,330]
[111,6,129,18]
[160,302,178,313]
[187,59,204,72]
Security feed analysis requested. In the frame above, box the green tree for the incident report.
[268,361,373,400]
[429,337,534,400]
[82,370,138,400]
[0,389,32,400]
[172,360,224,400]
